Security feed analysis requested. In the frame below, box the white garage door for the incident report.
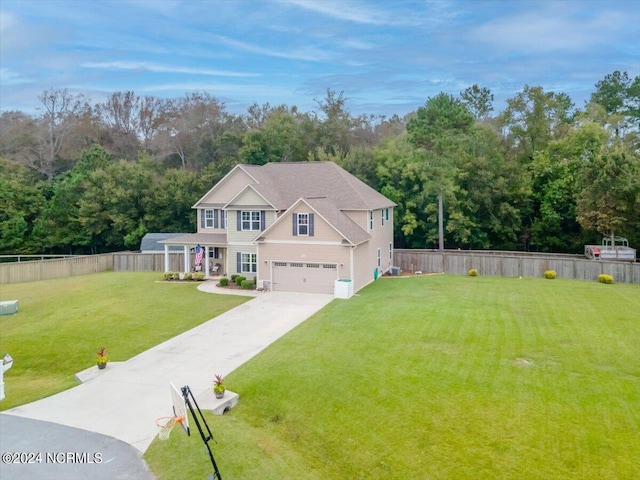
[272,262,337,294]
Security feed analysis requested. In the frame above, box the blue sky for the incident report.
[1,0,638,117]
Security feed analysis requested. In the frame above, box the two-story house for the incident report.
[161,162,395,294]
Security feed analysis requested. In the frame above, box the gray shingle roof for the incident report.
[140,233,189,252]
[244,162,395,211]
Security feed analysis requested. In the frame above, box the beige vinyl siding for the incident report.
[201,168,256,205]
[227,244,257,279]
[227,210,276,243]
[265,207,344,243]
[352,241,373,292]
[227,187,269,207]
[197,208,226,234]
[367,207,394,275]
[343,210,368,231]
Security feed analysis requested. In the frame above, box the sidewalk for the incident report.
[2,283,332,458]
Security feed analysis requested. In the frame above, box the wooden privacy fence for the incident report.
[0,253,185,284]
[393,250,640,284]
[0,254,114,284]
[112,252,184,272]
[2,250,639,284]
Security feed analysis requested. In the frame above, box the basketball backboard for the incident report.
[170,382,190,435]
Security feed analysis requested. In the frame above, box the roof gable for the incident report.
[193,165,260,208]
[259,197,370,245]
[224,184,275,209]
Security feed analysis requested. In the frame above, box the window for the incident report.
[205,209,215,228]
[389,242,393,260]
[292,213,314,236]
[369,211,374,230]
[297,213,309,236]
[222,210,227,229]
[385,208,389,222]
[241,211,261,231]
[241,253,257,273]
[377,248,382,268]
[381,209,384,226]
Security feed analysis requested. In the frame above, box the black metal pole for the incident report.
[182,385,222,480]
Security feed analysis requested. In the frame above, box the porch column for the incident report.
[164,244,170,272]
[183,245,189,273]
[204,246,210,279]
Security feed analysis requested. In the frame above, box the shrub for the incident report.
[193,273,205,281]
[163,272,174,281]
[468,269,478,277]
[219,277,229,287]
[235,275,246,285]
[241,279,254,290]
[184,273,193,281]
[231,274,239,283]
[598,274,614,284]
[171,272,180,280]
[544,270,557,279]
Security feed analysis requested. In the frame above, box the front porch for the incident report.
[159,233,228,280]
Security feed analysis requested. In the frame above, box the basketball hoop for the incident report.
[156,415,184,441]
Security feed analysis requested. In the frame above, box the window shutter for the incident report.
[236,252,241,273]
[221,210,226,229]
[214,209,219,229]
[309,213,314,237]
[200,209,205,228]
[292,213,298,236]
[260,210,266,231]
[237,211,241,231]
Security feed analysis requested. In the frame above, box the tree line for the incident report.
[1,71,639,256]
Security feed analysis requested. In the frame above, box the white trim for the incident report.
[259,239,346,246]
[240,210,262,231]
[223,184,275,210]
[350,246,354,283]
[240,252,257,274]
[296,212,309,236]
[192,164,259,208]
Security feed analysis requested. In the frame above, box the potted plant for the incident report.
[96,347,108,369]
[213,374,226,399]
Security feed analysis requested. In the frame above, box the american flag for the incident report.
[195,244,203,266]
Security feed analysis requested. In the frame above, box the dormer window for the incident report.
[297,213,309,236]
[292,213,314,236]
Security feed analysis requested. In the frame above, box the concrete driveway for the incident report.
[1,285,333,479]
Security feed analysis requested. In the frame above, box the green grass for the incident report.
[0,272,249,410]
[144,275,640,480]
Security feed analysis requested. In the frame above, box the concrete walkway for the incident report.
[1,283,333,478]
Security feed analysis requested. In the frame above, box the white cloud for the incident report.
[467,5,632,54]
[213,35,333,62]
[0,67,32,85]
[81,61,260,78]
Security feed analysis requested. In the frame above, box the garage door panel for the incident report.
[272,262,336,294]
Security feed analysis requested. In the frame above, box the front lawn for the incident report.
[0,272,249,410]
[145,275,640,480]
